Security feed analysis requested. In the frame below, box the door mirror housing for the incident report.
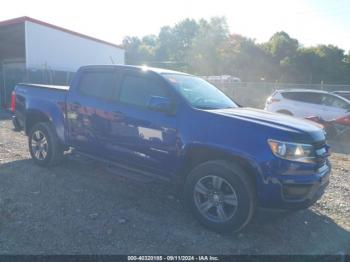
[147,96,174,114]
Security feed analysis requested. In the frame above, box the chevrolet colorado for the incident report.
[11,65,331,232]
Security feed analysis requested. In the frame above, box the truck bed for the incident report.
[14,83,69,135]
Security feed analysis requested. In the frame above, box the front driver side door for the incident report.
[110,71,179,177]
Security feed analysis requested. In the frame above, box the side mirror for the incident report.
[147,96,174,114]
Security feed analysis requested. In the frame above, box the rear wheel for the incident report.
[184,160,256,233]
[12,117,21,131]
[28,122,63,166]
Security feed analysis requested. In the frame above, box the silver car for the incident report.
[265,89,350,120]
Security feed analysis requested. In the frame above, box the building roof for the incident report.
[0,16,123,49]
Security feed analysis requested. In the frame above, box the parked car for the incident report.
[12,65,330,232]
[206,75,241,83]
[332,91,350,101]
[265,89,350,121]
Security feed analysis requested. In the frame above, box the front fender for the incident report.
[179,142,263,183]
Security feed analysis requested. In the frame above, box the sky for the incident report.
[1,0,350,51]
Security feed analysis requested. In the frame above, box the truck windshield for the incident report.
[163,73,238,109]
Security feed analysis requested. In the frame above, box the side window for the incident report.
[78,71,117,100]
[281,92,294,100]
[119,75,167,107]
[281,92,297,100]
[302,93,322,104]
[282,92,305,101]
[321,95,349,109]
[282,92,323,104]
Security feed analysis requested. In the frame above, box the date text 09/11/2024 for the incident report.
[127,256,219,261]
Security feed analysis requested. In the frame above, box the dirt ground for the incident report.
[0,111,349,255]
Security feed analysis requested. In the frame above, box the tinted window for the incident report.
[282,92,322,104]
[78,71,117,100]
[321,94,349,109]
[281,92,302,101]
[119,75,167,107]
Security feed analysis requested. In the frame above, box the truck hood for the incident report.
[209,107,324,141]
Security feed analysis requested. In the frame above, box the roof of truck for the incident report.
[78,65,189,76]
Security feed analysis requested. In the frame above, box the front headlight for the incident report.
[267,139,316,163]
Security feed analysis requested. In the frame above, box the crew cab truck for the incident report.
[12,65,331,232]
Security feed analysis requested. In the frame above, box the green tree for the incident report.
[345,50,350,63]
[264,31,299,61]
[262,32,299,82]
[220,34,273,81]
[122,18,350,84]
[155,19,199,70]
[188,17,229,75]
[295,45,348,84]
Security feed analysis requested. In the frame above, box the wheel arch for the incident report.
[25,110,50,135]
[177,145,259,190]
[25,107,66,145]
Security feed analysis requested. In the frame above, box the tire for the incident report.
[277,110,293,116]
[12,117,21,131]
[28,122,63,167]
[184,160,256,233]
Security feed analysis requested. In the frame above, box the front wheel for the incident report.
[184,160,256,233]
[28,122,63,166]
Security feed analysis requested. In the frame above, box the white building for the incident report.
[0,16,125,107]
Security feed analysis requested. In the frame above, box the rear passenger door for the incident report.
[66,68,120,157]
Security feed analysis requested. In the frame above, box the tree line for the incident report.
[122,17,350,84]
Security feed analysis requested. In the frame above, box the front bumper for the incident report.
[258,160,331,210]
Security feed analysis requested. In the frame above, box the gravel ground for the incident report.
[0,111,349,255]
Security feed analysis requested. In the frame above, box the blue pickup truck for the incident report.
[12,65,331,232]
